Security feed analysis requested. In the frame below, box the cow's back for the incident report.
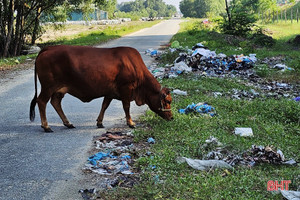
[35,45,149,102]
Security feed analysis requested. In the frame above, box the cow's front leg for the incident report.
[96,97,112,128]
[122,100,135,128]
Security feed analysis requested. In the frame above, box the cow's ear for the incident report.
[162,87,170,95]
[165,88,170,95]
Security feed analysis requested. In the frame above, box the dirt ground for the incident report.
[37,24,104,43]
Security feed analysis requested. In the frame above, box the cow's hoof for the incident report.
[64,123,75,129]
[128,124,135,129]
[97,123,105,128]
[42,126,53,132]
[127,121,136,129]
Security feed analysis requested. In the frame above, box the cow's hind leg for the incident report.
[37,91,53,132]
[96,97,112,128]
[122,100,135,128]
[51,92,75,129]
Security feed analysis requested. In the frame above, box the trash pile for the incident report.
[180,136,297,171]
[241,145,296,166]
[81,130,144,195]
[248,80,299,100]
[146,41,258,79]
[210,81,299,100]
[83,131,136,175]
[86,152,133,175]
[178,102,216,117]
[146,41,299,100]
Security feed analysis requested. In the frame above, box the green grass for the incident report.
[100,19,300,199]
[0,54,37,70]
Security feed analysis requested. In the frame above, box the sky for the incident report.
[117,0,181,11]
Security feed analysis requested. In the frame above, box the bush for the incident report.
[251,33,276,47]
[219,11,257,37]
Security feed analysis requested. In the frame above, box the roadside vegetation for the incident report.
[98,19,299,199]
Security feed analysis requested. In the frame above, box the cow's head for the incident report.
[149,87,173,120]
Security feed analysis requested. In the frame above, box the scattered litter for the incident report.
[110,175,139,188]
[283,159,297,165]
[151,67,166,78]
[84,131,137,177]
[147,137,155,144]
[85,152,133,175]
[234,128,254,137]
[145,49,163,57]
[171,40,180,49]
[205,151,224,160]
[242,145,295,166]
[179,102,216,116]
[88,152,116,166]
[192,43,208,50]
[204,136,223,147]
[172,61,192,74]
[202,19,209,24]
[173,89,187,96]
[192,48,216,58]
[280,189,300,200]
[294,96,300,101]
[79,188,96,200]
[273,64,293,71]
[177,157,233,171]
[213,92,223,97]
[22,45,41,55]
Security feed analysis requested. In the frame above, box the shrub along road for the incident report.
[0,19,182,200]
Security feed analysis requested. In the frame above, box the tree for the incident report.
[118,0,176,18]
[180,0,224,18]
[96,0,117,19]
[0,0,67,57]
[220,0,259,36]
[180,0,196,17]
[0,0,112,58]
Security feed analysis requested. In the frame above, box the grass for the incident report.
[0,54,37,71]
[99,19,300,199]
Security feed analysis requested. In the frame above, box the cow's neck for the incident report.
[143,74,161,105]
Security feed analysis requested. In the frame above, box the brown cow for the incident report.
[29,45,173,132]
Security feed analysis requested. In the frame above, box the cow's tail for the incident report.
[29,60,38,122]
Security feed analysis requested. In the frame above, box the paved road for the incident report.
[0,19,182,200]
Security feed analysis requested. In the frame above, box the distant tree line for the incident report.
[117,0,177,18]
[180,0,225,18]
